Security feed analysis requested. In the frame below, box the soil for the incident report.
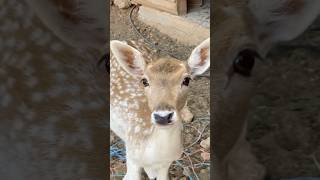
[110,5,210,180]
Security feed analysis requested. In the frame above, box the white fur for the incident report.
[126,123,183,180]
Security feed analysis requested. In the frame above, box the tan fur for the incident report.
[26,0,106,49]
[0,0,106,179]
[110,43,190,143]
[199,48,209,66]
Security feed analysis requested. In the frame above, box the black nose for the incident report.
[153,112,174,125]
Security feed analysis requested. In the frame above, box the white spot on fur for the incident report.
[134,126,141,133]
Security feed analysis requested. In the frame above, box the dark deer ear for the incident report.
[26,0,106,50]
[188,38,210,77]
[110,40,146,77]
[249,0,320,54]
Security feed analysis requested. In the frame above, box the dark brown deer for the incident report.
[213,0,320,179]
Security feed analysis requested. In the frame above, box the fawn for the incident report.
[110,38,210,179]
[212,0,320,179]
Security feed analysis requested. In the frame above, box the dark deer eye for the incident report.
[141,78,149,87]
[233,49,259,77]
[182,77,191,86]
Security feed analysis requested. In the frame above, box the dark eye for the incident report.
[182,77,191,86]
[233,49,259,77]
[141,78,149,87]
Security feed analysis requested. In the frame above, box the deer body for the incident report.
[110,39,210,179]
[213,0,320,179]
[110,49,183,169]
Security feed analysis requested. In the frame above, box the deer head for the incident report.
[110,38,210,127]
[213,0,320,179]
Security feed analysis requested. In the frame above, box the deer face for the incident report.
[213,3,261,159]
[142,58,191,126]
[110,38,210,126]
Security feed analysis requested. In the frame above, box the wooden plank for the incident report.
[138,6,209,45]
[133,0,186,15]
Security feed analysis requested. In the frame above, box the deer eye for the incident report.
[182,77,191,86]
[233,49,259,77]
[141,78,149,87]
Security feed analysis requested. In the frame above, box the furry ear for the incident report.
[188,38,210,77]
[110,40,146,77]
[249,0,320,53]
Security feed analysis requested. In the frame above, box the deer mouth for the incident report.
[155,119,174,126]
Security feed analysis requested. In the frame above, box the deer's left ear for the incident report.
[249,0,320,54]
[110,40,146,77]
[188,38,210,77]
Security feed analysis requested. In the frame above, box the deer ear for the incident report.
[188,38,210,77]
[110,40,146,77]
[249,0,320,53]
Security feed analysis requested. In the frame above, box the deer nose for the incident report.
[153,111,175,125]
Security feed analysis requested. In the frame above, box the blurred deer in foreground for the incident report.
[110,38,210,180]
[0,0,107,179]
[213,0,320,179]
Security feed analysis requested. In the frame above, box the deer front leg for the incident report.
[124,157,142,180]
[181,103,194,123]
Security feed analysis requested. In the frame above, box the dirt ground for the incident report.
[247,18,320,179]
[110,5,210,180]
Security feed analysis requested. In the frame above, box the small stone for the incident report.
[200,169,208,174]
[113,0,131,9]
[200,137,210,149]
[201,152,210,161]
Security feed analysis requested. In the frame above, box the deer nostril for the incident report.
[166,112,173,120]
[153,112,174,125]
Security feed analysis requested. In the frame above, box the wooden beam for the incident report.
[138,6,209,45]
[133,0,187,15]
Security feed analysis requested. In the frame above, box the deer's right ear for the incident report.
[110,40,146,77]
